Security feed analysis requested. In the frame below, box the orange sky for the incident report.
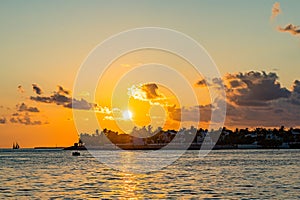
[1,1,300,148]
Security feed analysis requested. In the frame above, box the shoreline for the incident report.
[1,147,300,151]
[35,143,300,150]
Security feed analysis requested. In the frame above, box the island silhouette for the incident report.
[52,126,300,151]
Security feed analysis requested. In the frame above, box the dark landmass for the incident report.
[34,147,65,150]
[59,126,300,150]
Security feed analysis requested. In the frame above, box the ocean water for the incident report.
[0,149,300,199]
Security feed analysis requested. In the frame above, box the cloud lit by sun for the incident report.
[127,83,166,104]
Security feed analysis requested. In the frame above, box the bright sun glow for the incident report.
[123,110,133,120]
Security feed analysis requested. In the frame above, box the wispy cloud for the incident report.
[195,79,209,87]
[103,116,114,121]
[30,85,94,110]
[10,112,43,125]
[5,101,46,125]
[0,117,6,124]
[95,106,112,114]
[17,103,39,113]
[17,85,25,93]
[278,24,300,36]
[28,84,127,123]
[271,2,281,20]
[270,2,300,38]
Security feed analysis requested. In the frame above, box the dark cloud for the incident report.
[168,104,212,123]
[32,84,42,95]
[30,85,94,110]
[278,24,300,36]
[195,79,209,87]
[229,80,242,88]
[30,96,52,103]
[58,85,70,95]
[195,78,225,90]
[212,77,224,86]
[10,112,42,125]
[224,101,291,128]
[141,83,162,99]
[52,93,70,104]
[292,80,300,93]
[225,71,290,106]
[226,75,300,127]
[282,80,300,106]
[157,71,300,127]
[0,117,6,124]
[64,99,94,110]
[189,71,300,127]
[17,103,39,113]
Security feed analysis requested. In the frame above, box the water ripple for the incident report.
[0,149,299,199]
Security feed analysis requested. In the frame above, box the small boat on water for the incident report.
[72,151,80,156]
[13,142,20,149]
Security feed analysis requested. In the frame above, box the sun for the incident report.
[122,110,133,120]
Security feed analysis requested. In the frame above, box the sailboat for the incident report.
[13,142,20,149]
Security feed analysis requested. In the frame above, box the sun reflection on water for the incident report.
[1,150,300,199]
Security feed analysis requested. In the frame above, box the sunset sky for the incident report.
[1,0,300,147]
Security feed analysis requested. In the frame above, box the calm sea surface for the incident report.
[0,149,299,199]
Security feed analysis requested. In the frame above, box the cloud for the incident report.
[10,112,43,125]
[64,98,94,110]
[32,84,42,95]
[224,97,300,128]
[282,80,300,106]
[167,104,212,123]
[195,79,209,87]
[228,79,243,88]
[142,83,163,99]
[195,78,225,88]
[17,85,25,93]
[271,2,281,20]
[270,3,300,39]
[0,117,6,124]
[95,106,112,114]
[57,85,70,95]
[103,116,114,121]
[30,85,95,110]
[127,83,165,103]
[224,71,290,106]
[8,102,45,125]
[190,71,300,127]
[17,103,39,112]
[24,75,300,128]
[101,108,129,121]
[292,80,300,93]
[278,24,300,36]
